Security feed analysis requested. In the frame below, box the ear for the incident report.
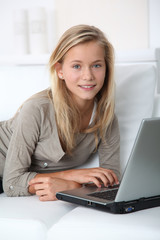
[54,62,64,79]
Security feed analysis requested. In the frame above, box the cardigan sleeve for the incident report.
[98,115,121,180]
[3,100,41,196]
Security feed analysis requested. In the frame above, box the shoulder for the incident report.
[105,114,120,139]
[112,114,119,128]
[24,89,52,107]
[13,89,55,125]
[20,89,53,115]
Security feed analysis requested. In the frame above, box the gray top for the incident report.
[0,89,120,197]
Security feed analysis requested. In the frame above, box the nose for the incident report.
[82,67,93,81]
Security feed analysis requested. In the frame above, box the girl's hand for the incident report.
[60,167,119,187]
[28,177,81,201]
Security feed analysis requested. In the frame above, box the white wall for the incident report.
[0,0,160,54]
[55,0,149,50]
[0,0,56,55]
[0,0,160,121]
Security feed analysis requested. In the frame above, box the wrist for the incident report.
[48,171,68,180]
[57,170,70,180]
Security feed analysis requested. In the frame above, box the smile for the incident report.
[79,85,96,89]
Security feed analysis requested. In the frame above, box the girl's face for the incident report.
[56,41,106,107]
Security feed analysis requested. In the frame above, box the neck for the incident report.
[74,99,95,131]
[76,100,94,115]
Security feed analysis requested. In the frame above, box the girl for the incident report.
[0,25,120,201]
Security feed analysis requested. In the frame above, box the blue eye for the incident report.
[73,65,80,69]
[93,64,101,68]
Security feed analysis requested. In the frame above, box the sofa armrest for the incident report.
[152,94,160,117]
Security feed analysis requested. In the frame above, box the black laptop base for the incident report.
[109,195,160,214]
[0,177,3,194]
[56,193,160,214]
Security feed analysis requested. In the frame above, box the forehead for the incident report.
[63,41,105,62]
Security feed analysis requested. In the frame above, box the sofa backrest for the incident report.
[115,64,156,173]
[0,49,159,174]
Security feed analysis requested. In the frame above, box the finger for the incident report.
[34,183,48,192]
[105,172,115,186]
[35,185,57,201]
[84,176,102,188]
[105,170,119,185]
[36,189,57,201]
[88,169,115,186]
[29,177,51,186]
[88,172,109,187]
[106,173,119,186]
[36,189,47,196]
[29,178,43,185]
[96,173,110,187]
[39,194,57,202]
[98,168,119,185]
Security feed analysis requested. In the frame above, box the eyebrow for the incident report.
[70,59,104,63]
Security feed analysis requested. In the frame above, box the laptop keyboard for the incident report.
[88,188,118,201]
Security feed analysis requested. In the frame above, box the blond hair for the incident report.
[49,25,115,154]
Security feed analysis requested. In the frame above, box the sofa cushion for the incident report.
[47,206,160,240]
[0,193,77,240]
[0,218,47,240]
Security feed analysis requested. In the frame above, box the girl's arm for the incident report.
[28,167,119,201]
[98,115,121,180]
[28,177,81,201]
[3,100,41,197]
[28,115,120,201]
[29,167,118,189]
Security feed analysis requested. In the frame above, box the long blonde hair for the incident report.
[49,25,115,154]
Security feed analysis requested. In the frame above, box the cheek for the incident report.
[63,71,79,84]
[96,71,105,84]
[62,75,77,92]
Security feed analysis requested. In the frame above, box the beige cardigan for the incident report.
[0,89,120,197]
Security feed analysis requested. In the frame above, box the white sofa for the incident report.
[0,49,160,240]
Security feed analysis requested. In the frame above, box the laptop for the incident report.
[56,118,160,214]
